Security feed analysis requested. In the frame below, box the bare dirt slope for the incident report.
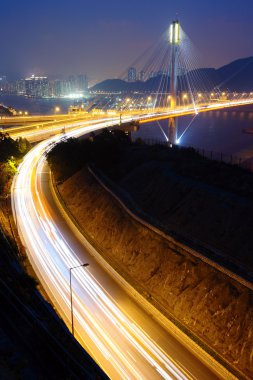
[60,167,253,379]
[120,160,253,272]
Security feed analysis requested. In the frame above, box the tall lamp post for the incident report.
[69,263,89,336]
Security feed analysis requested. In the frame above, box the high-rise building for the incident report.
[16,79,26,95]
[25,75,48,97]
[77,74,88,92]
[52,80,63,98]
[3,73,88,98]
[148,70,167,79]
[128,67,137,82]
[139,71,145,82]
[0,76,7,85]
[68,74,88,95]
[0,76,8,92]
[149,71,156,79]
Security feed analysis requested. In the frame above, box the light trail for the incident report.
[12,117,236,379]
[4,95,253,142]
[138,97,253,124]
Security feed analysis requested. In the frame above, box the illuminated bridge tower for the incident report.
[168,20,180,145]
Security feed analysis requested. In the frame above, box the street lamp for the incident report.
[69,263,89,336]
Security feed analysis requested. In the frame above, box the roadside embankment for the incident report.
[47,130,253,378]
[58,165,253,379]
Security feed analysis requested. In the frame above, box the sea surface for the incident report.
[133,105,253,160]
[1,94,253,159]
[0,94,76,115]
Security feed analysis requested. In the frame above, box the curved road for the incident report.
[12,119,234,379]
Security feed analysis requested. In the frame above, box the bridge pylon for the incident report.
[168,20,180,145]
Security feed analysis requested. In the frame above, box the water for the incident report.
[1,95,253,159]
[0,94,78,115]
[133,105,253,159]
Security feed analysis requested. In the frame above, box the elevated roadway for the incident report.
[3,97,253,143]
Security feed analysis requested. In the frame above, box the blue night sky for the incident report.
[1,0,253,82]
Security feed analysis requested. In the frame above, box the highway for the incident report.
[11,116,239,379]
[8,116,115,142]
[2,96,253,144]
[2,113,112,142]
[138,97,253,124]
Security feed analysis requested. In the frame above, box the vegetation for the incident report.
[0,132,107,379]
[47,128,131,181]
[47,128,253,378]
[0,225,107,379]
[47,128,253,199]
[48,130,253,379]
[0,133,31,195]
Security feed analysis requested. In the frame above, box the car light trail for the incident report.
[12,117,232,379]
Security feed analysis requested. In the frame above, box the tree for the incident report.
[0,159,17,195]
[0,132,19,161]
[16,137,32,155]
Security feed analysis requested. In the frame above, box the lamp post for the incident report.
[69,263,89,336]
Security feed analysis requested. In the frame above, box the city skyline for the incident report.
[1,0,253,82]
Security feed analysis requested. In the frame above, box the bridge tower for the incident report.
[168,20,180,145]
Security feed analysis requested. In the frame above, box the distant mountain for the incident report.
[91,79,146,93]
[217,57,253,91]
[90,57,253,93]
[0,104,14,116]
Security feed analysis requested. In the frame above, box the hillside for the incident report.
[90,56,253,93]
[47,132,253,378]
[217,57,253,91]
[0,104,14,116]
[59,165,253,379]
[116,147,253,275]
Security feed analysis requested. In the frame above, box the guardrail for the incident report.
[141,138,253,172]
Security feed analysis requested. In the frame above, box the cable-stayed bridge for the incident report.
[2,20,253,144]
[90,20,253,145]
